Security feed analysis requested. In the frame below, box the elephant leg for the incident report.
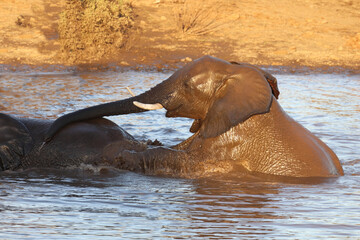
[117,147,233,178]
[117,147,188,176]
[0,113,34,171]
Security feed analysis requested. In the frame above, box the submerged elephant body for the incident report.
[118,97,342,178]
[0,113,145,171]
[4,56,344,178]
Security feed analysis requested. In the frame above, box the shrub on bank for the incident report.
[58,0,134,64]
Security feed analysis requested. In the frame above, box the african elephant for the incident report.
[0,113,146,171]
[44,56,344,178]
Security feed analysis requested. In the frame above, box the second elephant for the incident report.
[0,113,147,171]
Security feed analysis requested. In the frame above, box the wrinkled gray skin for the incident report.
[44,56,344,178]
[0,113,145,171]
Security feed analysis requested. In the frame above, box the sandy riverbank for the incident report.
[0,0,359,71]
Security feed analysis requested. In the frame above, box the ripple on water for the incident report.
[0,69,360,239]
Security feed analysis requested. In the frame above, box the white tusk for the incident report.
[133,101,164,110]
[126,87,136,97]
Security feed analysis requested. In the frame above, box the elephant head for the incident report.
[134,56,280,138]
[45,56,279,141]
[0,113,34,170]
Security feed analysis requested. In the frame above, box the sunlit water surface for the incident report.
[0,67,359,239]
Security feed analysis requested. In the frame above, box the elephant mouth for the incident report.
[189,119,202,133]
[165,104,184,118]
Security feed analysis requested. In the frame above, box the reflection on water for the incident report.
[1,68,360,239]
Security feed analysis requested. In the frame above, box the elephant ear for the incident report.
[230,61,280,99]
[200,69,273,138]
[0,114,34,171]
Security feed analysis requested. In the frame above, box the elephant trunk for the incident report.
[44,80,172,142]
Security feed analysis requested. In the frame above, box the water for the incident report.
[0,67,359,239]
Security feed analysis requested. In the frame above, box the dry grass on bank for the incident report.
[174,0,225,36]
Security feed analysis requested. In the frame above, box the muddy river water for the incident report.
[0,66,359,239]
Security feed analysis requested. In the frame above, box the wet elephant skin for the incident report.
[44,56,344,178]
[0,113,145,171]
